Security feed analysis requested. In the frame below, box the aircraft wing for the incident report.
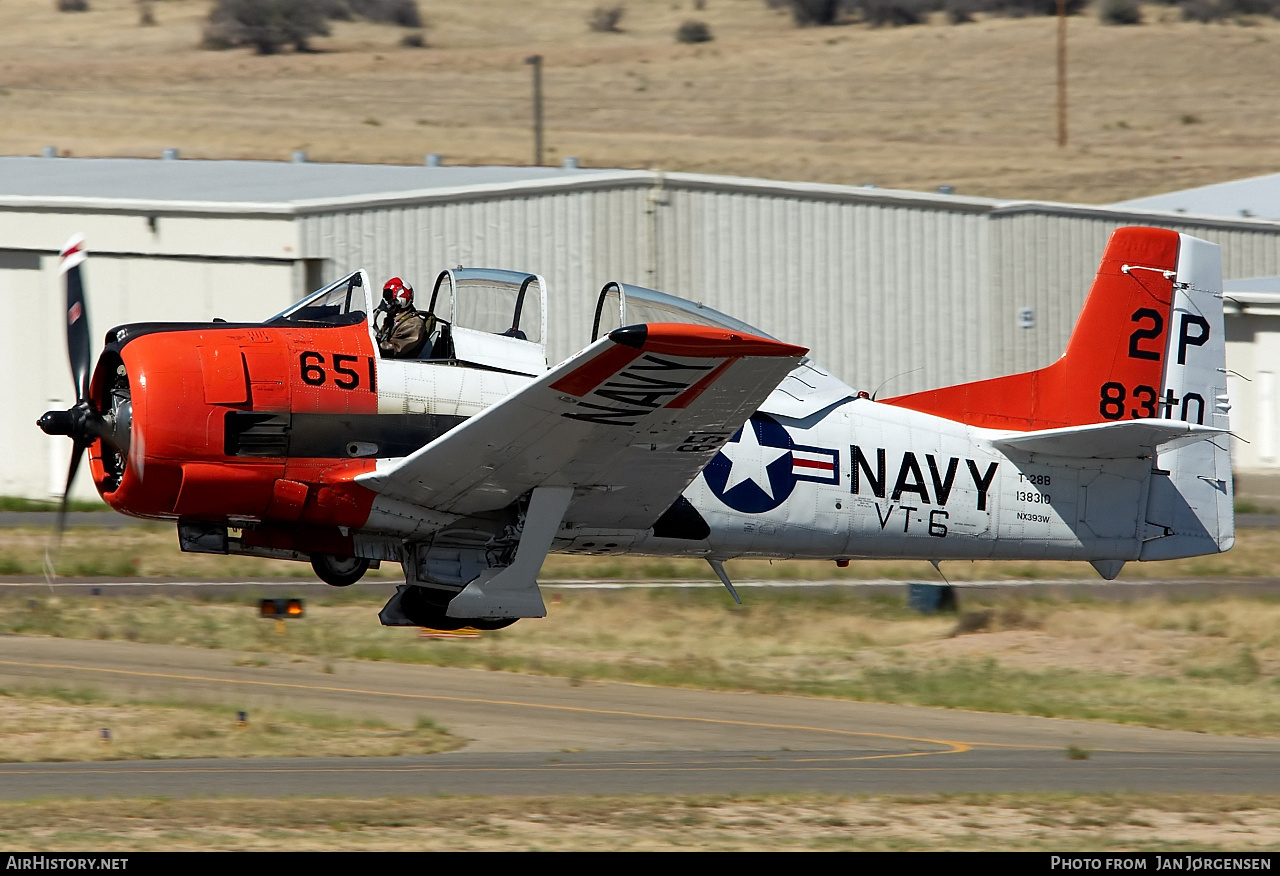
[355,324,808,527]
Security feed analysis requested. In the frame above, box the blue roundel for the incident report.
[703,414,796,514]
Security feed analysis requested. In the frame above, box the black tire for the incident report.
[466,617,519,631]
[310,553,369,587]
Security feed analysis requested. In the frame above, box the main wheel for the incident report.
[310,553,369,587]
[466,617,520,631]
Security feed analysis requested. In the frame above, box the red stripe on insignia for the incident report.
[549,344,643,397]
[665,358,736,410]
[793,458,833,470]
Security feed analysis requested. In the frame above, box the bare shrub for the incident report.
[315,0,354,18]
[675,20,713,42]
[957,0,1085,16]
[950,603,1041,637]
[347,0,423,27]
[588,5,626,31]
[945,0,980,22]
[789,0,842,23]
[401,31,426,48]
[1224,0,1280,12]
[203,0,331,54]
[56,0,89,11]
[1098,0,1142,23]
[1179,0,1225,18]
[1180,0,1280,18]
[951,609,993,637]
[850,0,932,26]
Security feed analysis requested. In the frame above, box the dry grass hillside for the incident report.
[0,0,1277,202]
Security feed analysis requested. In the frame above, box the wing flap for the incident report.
[356,324,807,526]
[990,419,1226,459]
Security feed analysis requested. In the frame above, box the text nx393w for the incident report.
[38,227,1232,629]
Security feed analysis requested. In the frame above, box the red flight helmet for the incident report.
[382,277,414,310]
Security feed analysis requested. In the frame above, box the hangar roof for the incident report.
[1111,172,1280,221]
[0,156,611,206]
[0,156,1016,216]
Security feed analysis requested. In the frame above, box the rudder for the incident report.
[1141,233,1233,558]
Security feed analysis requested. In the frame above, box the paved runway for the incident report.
[3,635,1280,799]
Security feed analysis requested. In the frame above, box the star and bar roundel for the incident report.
[702,413,840,513]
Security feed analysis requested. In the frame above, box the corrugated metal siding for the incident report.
[299,184,656,366]
[652,184,991,394]
[988,212,1115,377]
[299,177,1280,396]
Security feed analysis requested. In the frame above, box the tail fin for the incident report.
[887,226,1233,556]
[886,227,1183,430]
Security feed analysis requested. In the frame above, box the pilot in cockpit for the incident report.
[375,277,435,358]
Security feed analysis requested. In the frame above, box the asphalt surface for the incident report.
[3,635,1280,799]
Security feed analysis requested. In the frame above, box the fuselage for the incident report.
[564,360,1150,564]
[83,316,1202,571]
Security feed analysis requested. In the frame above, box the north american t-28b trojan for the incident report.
[39,227,1233,629]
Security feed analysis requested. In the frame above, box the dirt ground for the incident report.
[3,794,1279,850]
[1,0,1277,203]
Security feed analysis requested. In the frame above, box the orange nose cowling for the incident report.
[90,323,379,535]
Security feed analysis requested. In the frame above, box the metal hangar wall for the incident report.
[5,157,1280,500]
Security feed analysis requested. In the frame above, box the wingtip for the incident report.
[608,324,648,349]
[611,322,807,359]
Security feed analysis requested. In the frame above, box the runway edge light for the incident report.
[259,598,305,618]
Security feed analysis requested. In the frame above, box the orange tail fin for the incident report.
[884,226,1181,431]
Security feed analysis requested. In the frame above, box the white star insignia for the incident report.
[719,422,790,499]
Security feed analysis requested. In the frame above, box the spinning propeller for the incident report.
[36,235,130,567]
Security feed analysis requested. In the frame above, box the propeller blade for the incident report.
[42,234,95,588]
[46,439,86,586]
[60,234,90,404]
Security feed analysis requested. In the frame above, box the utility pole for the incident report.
[1056,0,1068,148]
[525,55,543,166]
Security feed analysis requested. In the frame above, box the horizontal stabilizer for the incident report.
[991,420,1226,460]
